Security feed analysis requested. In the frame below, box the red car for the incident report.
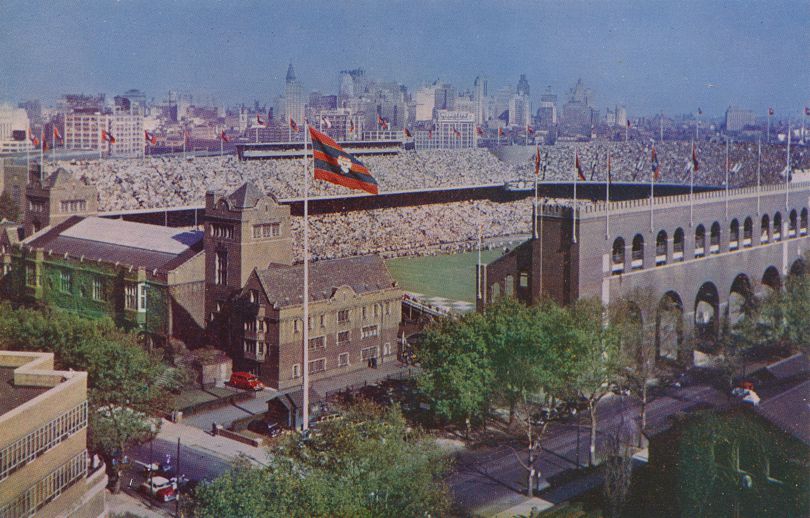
[228,371,264,391]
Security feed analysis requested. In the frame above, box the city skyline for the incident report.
[1,0,808,116]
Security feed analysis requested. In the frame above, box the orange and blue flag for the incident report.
[651,144,661,180]
[309,126,378,195]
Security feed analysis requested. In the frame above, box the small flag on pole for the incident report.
[256,114,266,126]
[144,131,157,145]
[697,107,703,115]
[452,127,461,138]
[321,117,332,129]
[498,127,504,137]
[527,125,534,135]
[575,150,586,181]
[53,127,62,142]
[40,129,48,151]
[626,120,631,129]
[476,126,484,136]
[349,119,355,134]
[651,144,661,180]
[376,114,388,130]
[534,144,541,176]
[403,128,412,138]
[692,142,699,172]
[101,130,116,144]
[309,126,378,194]
[29,129,39,147]
[219,130,230,142]
[607,151,612,184]
[289,118,299,132]
[428,129,433,140]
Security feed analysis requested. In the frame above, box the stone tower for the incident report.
[23,168,97,238]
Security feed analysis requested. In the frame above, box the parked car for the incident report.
[228,371,264,391]
[140,476,177,502]
[247,419,282,438]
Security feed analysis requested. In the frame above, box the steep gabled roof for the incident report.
[255,255,396,308]
[227,182,265,209]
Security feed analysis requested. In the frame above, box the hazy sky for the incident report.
[1,0,808,117]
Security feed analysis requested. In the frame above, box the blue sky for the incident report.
[1,0,808,117]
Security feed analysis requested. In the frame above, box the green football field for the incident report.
[386,249,505,303]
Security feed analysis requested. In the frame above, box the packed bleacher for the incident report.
[46,141,808,260]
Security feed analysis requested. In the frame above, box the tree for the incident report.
[0,191,19,222]
[417,312,494,435]
[0,302,183,492]
[567,298,624,467]
[187,401,452,518]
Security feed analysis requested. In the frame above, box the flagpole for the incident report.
[302,124,310,432]
[725,137,729,219]
[606,150,610,239]
[767,111,771,144]
[534,145,539,239]
[40,130,44,181]
[26,129,30,180]
[690,139,695,227]
[649,156,654,233]
[477,226,482,300]
[786,120,791,211]
[757,136,762,216]
[572,150,578,244]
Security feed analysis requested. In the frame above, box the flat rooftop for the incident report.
[0,367,48,416]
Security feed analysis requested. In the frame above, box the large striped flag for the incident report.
[309,126,378,194]
[534,144,541,176]
[575,150,585,181]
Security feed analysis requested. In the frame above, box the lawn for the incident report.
[386,249,505,303]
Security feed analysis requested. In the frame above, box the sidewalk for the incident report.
[157,418,269,466]
[107,491,172,518]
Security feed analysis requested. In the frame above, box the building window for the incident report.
[308,358,326,374]
[361,325,379,339]
[519,272,529,288]
[60,199,86,213]
[138,283,147,312]
[244,339,257,355]
[211,224,234,239]
[293,319,300,333]
[337,309,350,324]
[215,250,228,285]
[248,289,258,303]
[337,330,350,345]
[338,352,349,367]
[244,319,257,332]
[292,364,301,379]
[59,270,72,293]
[383,342,392,356]
[124,283,137,310]
[385,301,391,315]
[308,336,326,351]
[361,346,378,360]
[92,278,103,301]
[319,314,325,327]
[362,306,367,320]
[373,304,380,318]
[253,223,281,238]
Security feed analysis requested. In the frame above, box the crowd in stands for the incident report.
[45,141,809,260]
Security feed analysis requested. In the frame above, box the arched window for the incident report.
[743,217,753,247]
[773,212,782,241]
[631,234,644,269]
[504,275,514,297]
[710,222,721,253]
[789,209,797,238]
[729,219,739,250]
[761,214,770,243]
[490,282,501,301]
[656,230,667,265]
[673,228,685,261]
[611,237,625,274]
[695,225,706,257]
[801,208,808,236]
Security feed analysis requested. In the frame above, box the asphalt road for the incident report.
[449,384,727,516]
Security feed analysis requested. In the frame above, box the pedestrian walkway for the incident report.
[157,418,269,466]
[408,291,476,313]
[107,491,171,518]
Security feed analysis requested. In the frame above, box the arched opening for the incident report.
[694,282,720,347]
[611,237,625,274]
[612,300,644,356]
[761,266,781,295]
[656,291,683,360]
[729,219,739,250]
[710,222,721,253]
[789,209,798,238]
[673,228,685,261]
[694,224,706,257]
[760,214,770,243]
[729,274,753,325]
[631,234,644,270]
[655,230,667,265]
[743,217,753,247]
[789,258,806,278]
[504,275,514,297]
[801,208,808,236]
[773,212,782,241]
[490,282,501,301]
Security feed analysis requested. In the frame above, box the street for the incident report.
[449,383,727,516]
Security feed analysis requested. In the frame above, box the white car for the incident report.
[139,476,177,502]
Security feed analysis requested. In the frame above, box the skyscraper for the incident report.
[473,76,488,126]
[516,74,530,97]
[284,62,305,128]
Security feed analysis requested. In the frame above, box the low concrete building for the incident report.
[0,350,107,518]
